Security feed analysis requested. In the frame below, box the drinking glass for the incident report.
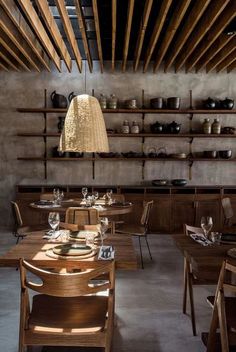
[53,188,60,204]
[100,217,109,247]
[48,212,60,235]
[82,187,88,201]
[93,191,99,201]
[106,189,113,205]
[201,216,213,240]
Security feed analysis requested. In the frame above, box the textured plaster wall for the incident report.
[0,61,236,227]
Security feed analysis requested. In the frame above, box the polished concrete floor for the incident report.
[0,230,213,352]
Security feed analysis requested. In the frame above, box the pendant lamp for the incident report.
[59,94,109,153]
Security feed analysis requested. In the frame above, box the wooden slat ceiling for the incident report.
[0,0,235,73]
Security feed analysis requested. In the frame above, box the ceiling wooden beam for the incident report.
[0,10,41,72]
[0,45,20,71]
[153,0,191,73]
[227,60,236,72]
[92,0,103,73]
[216,48,236,72]
[143,0,172,73]
[186,3,236,72]
[133,0,153,72]
[164,0,211,72]
[111,0,117,71]
[17,0,61,72]
[196,33,235,72]
[0,29,31,71]
[175,0,230,72]
[74,0,93,73]
[55,0,83,72]
[0,59,9,71]
[35,0,72,72]
[206,37,236,72]
[0,0,51,71]
[122,0,135,72]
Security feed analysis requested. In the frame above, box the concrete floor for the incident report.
[0,230,213,352]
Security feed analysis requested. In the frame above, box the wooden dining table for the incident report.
[172,234,236,280]
[30,201,133,234]
[0,231,138,270]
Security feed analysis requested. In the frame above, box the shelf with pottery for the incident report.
[17,132,236,138]
[17,107,236,114]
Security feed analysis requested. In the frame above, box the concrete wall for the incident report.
[0,61,236,227]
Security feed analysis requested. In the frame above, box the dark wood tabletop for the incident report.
[0,231,138,270]
[172,234,236,280]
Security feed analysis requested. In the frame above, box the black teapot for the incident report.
[150,121,164,133]
[167,121,181,134]
[204,97,216,109]
[51,91,68,108]
[220,97,234,110]
[68,91,77,102]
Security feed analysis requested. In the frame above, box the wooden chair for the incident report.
[65,207,99,227]
[117,200,154,269]
[11,201,47,243]
[40,193,54,201]
[222,198,236,228]
[183,224,203,335]
[19,259,115,352]
[205,260,236,352]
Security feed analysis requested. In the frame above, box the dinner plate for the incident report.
[227,248,236,259]
[70,230,99,240]
[53,243,92,256]
[110,202,132,207]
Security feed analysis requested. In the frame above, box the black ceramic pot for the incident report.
[220,98,234,110]
[51,91,68,108]
[218,150,232,159]
[171,179,187,186]
[150,122,163,133]
[204,97,216,109]
[167,121,181,134]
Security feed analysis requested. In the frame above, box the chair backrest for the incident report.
[222,197,234,226]
[40,193,54,201]
[11,201,23,227]
[184,224,203,236]
[207,260,236,352]
[112,194,125,203]
[65,207,99,225]
[141,200,154,227]
[20,259,115,297]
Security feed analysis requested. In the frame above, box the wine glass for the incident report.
[201,216,213,240]
[93,191,99,201]
[106,189,113,205]
[48,212,60,235]
[82,187,88,201]
[100,217,109,247]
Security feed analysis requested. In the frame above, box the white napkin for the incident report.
[43,230,69,240]
[98,246,115,260]
[32,203,61,208]
[92,205,106,211]
[190,234,212,246]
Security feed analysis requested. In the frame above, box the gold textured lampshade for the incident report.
[59,94,109,152]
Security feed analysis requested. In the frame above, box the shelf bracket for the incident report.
[188,160,193,180]
[142,160,145,180]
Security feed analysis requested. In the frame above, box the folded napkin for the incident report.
[32,203,61,208]
[98,246,115,260]
[190,234,212,246]
[92,205,106,211]
[43,229,70,240]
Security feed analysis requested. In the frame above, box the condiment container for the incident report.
[203,118,211,134]
[121,120,130,134]
[212,118,221,134]
[108,94,118,109]
[99,94,107,109]
[131,121,139,133]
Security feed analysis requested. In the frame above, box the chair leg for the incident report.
[183,259,187,314]
[138,236,144,269]
[144,235,152,260]
[187,270,197,336]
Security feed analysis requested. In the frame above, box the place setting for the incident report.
[44,213,115,261]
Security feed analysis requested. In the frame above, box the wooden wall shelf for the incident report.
[16,89,236,180]
[17,107,236,114]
